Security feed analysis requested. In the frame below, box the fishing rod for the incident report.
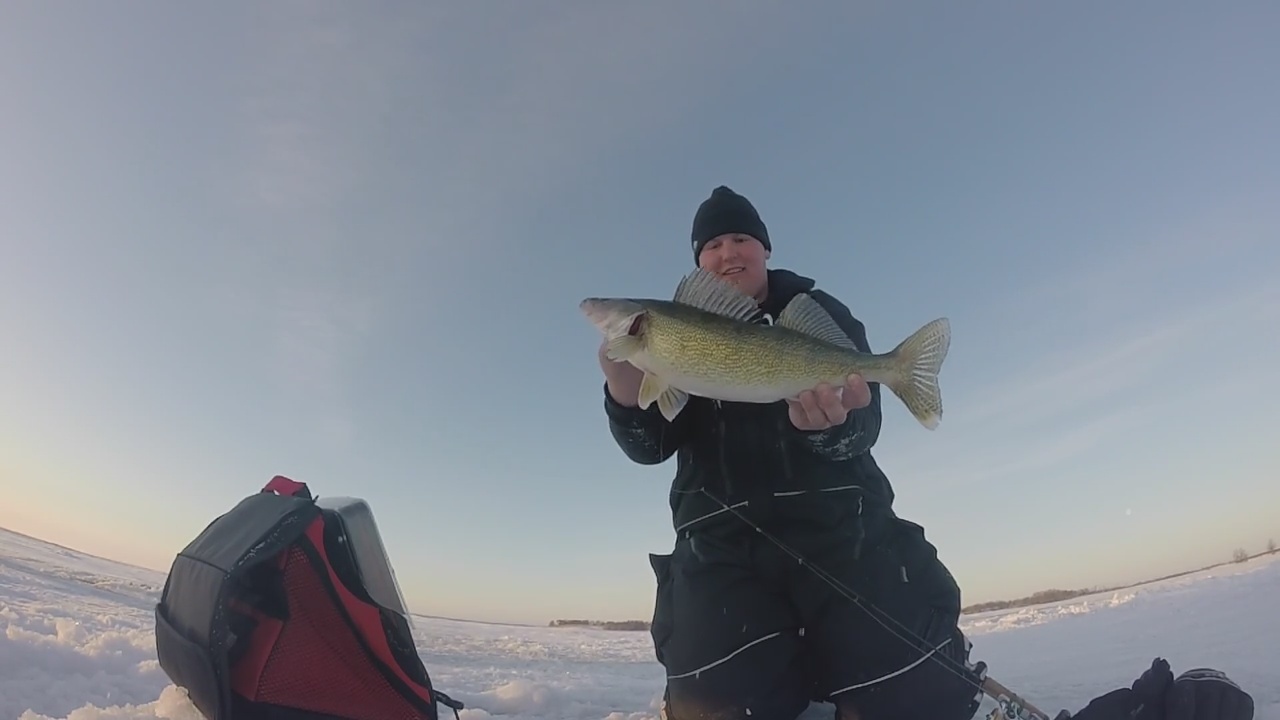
[693,487,1054,720]
[982,675,1053,720]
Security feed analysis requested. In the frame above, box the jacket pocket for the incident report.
[889,519,962,621]
[648,552,674,667]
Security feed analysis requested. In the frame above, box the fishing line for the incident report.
[688,486,988,697]
[690,485,1054,719]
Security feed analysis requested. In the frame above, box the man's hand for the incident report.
[599,339,645,407]
[787,374,871,431]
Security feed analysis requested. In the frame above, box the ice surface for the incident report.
[1,525,1276,720]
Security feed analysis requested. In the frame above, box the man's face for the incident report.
[697,232,770,302]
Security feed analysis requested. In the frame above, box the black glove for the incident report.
[1064,658,1253,720]
[1064,657,1173,720]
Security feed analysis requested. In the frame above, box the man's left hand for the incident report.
[787,374,871,431]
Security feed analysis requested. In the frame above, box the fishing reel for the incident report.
[973,660,1055,720]
[986,697,1055,720]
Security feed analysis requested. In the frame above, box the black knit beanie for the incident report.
[690,185,771,263]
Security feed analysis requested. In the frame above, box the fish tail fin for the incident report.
[884,318,951,429]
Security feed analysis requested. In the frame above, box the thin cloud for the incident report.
[918,402,1157,494]
[907,281,1278,492]
[960,191,1279,431]
[1019,190,1278,324]
[960,297,1221,428]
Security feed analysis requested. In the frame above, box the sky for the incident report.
[1,1,1277,626]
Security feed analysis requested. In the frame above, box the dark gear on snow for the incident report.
[1153,668,1256,720]
[152,476,464,720]
[1062,658,1255,720]
[690,185,772,262]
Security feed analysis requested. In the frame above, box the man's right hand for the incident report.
[599,339,644,407]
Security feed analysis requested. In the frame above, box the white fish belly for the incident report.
[662,366,816,404]
[684,379,804,403]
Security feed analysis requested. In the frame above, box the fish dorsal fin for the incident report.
[672,269,760,321]
[776,293,858,350]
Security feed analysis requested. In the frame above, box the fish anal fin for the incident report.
[776,293,857,350]
[656,387,690,421]
[672,269,760,321]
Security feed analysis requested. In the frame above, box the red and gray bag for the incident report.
[153,476,463,720]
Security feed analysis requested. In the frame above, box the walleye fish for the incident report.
[580,268,951,429]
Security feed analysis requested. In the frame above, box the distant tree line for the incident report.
[556,539,1280,625]
[1234,539,1276,563]
[549,619,650,631]
[964,538,1279,614]
[961,587,1100,614]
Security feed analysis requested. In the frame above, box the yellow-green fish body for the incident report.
[581,269,951,429]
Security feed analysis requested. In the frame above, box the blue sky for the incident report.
[2,2,1277,626]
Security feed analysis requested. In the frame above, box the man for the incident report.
[597,186,1255,720]
[599,185,977,719]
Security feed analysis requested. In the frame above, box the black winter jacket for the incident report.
[603,268,898,543]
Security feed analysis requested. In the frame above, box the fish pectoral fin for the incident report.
[605,333,643,361]
[656,387,690,422]
[671,268,760,321]
[775,293,858,350]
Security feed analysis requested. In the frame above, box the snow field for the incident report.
[2,527,1276,720]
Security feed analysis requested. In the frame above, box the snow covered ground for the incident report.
[1,525,1276,720]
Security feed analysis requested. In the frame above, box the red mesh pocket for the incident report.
[249,545,426,720]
